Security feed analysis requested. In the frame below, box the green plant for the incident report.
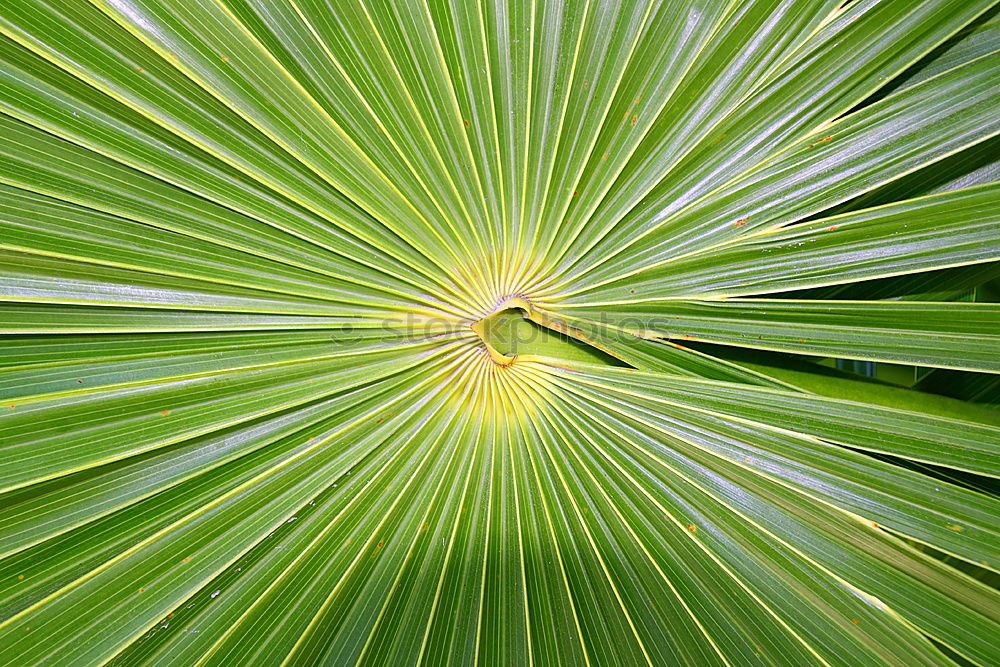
[1,0,999,663]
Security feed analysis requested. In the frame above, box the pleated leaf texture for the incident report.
[1,0,999,664]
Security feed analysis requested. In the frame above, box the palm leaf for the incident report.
[1,0,998,664]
